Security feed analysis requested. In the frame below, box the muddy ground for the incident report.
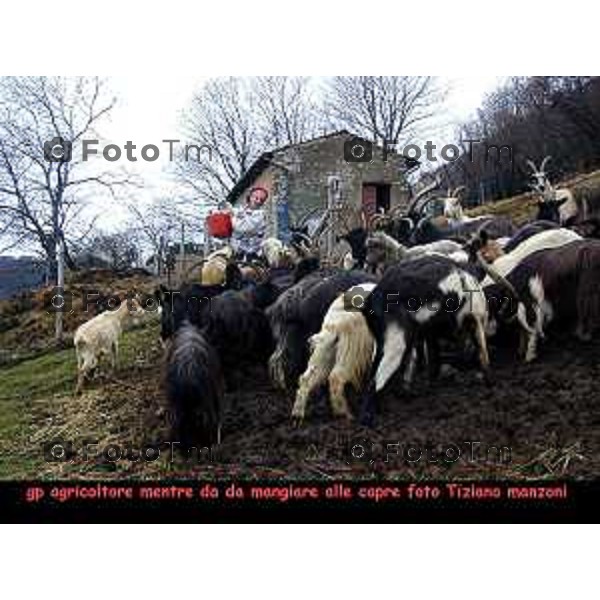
[20,321,600,481]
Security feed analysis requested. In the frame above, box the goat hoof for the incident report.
[440,364,459,378]
[290,415,305,429]
[477,371,494,387]
[333,411,354,423]
[358,411,375,428]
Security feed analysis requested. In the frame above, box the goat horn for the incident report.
[369,214,389,229]
[388,204,406,218]
[526,159,538,173]
[294,232,312,247]
[452,185,466,198]
[540,155,551,172]
[408,178,440,214]
[297,241,312,255]
[476,252,521,302]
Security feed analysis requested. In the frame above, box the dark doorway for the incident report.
[375,183,391,212]
[362,183,391,219]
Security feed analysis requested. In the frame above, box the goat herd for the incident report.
[73,163,600,454]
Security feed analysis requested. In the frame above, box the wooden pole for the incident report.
[55,235,64,343]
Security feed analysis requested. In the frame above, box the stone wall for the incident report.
[234,132,411,240]
[277,134,410,230]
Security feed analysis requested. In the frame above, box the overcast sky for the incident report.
[92,76,505,230]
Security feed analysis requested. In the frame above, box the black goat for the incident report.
[359,255,491,424]
[197,285,275,368]
[338,228,368,269]
[155,261,245,342]
[411,215,515,246]
[164,321,224,450]
[156,282,229,342]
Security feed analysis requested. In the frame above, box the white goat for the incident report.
[74,296,145,394]
[442,186,491,228]
[291,283,377,423]
[480,228,582,287]
[342,251,357,270]
[443,186,467,221]
[527,156,577,224]
[260,237,292,268]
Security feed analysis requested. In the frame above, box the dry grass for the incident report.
[0,321,167,480]
[467,169,600,225]
[511,441,585,477]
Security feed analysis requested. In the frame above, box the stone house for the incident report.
[227,131,417,247]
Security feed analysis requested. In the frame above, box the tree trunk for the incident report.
[55,236,64,344]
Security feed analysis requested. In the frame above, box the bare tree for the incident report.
[0,76,128,340]
[325,76,445,145]
[176,76,320,204]
[76,230,139,272]
[252,76,318,147]
[126,197,184,275]
[176,78,260,205]
[427,76,600,205]
[0,77,127,272]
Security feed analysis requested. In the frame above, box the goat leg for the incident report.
[473,316,492,386]
[328,370,354,421]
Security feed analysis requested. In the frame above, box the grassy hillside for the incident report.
[0,321,164,479]
[0,268,165,479]
[466,169,600,224]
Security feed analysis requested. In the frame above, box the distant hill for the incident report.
[0,256,46,300]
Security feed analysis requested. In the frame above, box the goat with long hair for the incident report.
[527,156,577,224]
[164,321,224,449]
[199,246,235,285]
[292,283,377,424]
[359,255,491,424]
[266,270,378,392]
